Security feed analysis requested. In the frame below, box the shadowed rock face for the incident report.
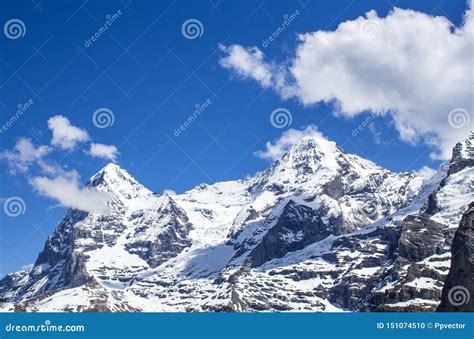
[371,214,452,311]
[247,201,331,268]
[0,271,29,301]
[423,133,473,216]
[13,210,93,300]
[438,203,474,312]
[398,215,448,262]
[124,198,192,268]
[448,133,474,176]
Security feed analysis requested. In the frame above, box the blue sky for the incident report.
[0,0,471,276]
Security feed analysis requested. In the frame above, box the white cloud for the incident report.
[413,166,437,180]
[0,138,51,173]
[255,125,331,161]
[88,143,119,162]
[48,115,89,150]
[220,2,473,160]
[31,170,110,213]
[1,116,118,213]
[219,44,273,87]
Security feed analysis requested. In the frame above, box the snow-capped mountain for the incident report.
[0,132,472,312]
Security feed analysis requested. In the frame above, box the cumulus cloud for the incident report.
[220,2,473,159]
[0,116,119,213]
[219,45,273,87]
[88,143,119,162]
[31,170,110,213]
[48,115,89,150]
[255,125,331,161]
[0,138,51,173]
[413,166,437,180]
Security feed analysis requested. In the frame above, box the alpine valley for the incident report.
[1,132,473,312]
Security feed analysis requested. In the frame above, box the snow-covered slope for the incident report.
[0,132,472,312]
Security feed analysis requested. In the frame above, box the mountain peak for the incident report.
[86,163,152,200]
[88,163,131,186]
[282,135,339,173]
[101,162,123,173]
[449,131,474,174]
[295,135,333,149]
[456,131,474,157]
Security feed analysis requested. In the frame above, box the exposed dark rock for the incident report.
[0,270,29,299]
[6,210,94,301]
[125,198,192,268]
[247,201,330,267]
[125,228,192,268]
[397,214,447,262]
[423,133,473,215]
[438,203,474,312]
[369,214,455,311]
[448,132,474,175]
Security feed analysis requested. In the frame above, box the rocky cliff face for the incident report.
[369,133,474,311]
[438,203,474,312]
[0,133,472,312]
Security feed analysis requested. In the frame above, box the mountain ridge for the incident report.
[0,132,472,312]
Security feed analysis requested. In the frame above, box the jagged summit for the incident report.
[449,131,474,175]
[87,162,152,203]
[453,131,473,159]
[99,162,125,173]
[281,135,339,173]
[290,135,337,155]
[88,163,132,186]
[260,132,402,191]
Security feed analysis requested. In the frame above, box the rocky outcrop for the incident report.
[422,132,473,215]
[247,201,330,267]
[0,270,29,301]
[447,132,474,175]
[370,215,452,311]
[125,196,193,268]
[397,215,449,262]
[438,203,474,312]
